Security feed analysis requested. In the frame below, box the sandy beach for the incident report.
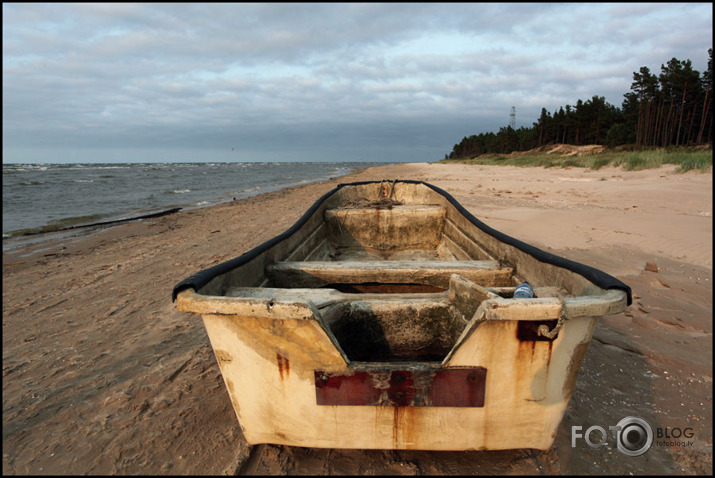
[2,162,712,475]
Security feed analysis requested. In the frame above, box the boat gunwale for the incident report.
[171,179,632,305]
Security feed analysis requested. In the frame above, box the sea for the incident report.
[2,161,389,250]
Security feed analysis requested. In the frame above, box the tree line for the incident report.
[446,49,712,160]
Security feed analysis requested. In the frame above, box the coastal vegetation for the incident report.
[443,49,713,171]
[439,144,712,173]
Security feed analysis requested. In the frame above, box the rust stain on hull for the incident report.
[516,330,555,403]
[393,406,401,447]
[276,353,290,381]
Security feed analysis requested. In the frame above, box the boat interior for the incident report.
[219,182,571,364]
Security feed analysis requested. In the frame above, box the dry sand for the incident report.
[2,162,712,475]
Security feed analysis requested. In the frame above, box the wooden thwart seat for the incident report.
[266,260,514,288]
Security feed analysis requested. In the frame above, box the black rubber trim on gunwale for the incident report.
[172,180,632,305]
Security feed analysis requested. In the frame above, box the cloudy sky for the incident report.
[2,3,712,163]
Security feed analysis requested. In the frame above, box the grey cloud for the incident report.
[2,3,712,163]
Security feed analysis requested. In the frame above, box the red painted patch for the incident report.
[314,368,486,407]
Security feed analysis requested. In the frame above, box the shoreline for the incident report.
[5,161,712,268]
[3,162,712,475]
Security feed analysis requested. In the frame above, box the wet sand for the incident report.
[2,162,712,475]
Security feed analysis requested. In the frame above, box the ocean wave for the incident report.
[66,165,131,171]
[48,214,108,227]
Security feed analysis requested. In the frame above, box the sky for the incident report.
[2,3,713,164]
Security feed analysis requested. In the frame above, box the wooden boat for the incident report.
[172,179,631,451]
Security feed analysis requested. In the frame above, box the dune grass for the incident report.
[438,147,712,173]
